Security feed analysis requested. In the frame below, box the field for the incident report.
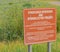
[0,0,60,52]
[0,33,60,52]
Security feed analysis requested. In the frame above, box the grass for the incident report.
[0,33,60,52]
[0,41,27,52]
[0,0,60,52]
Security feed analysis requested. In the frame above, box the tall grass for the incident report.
[0,0,60,41]
[0,0,60,52]
[0,33,60,52]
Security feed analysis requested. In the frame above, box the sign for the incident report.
[23,8,56,45]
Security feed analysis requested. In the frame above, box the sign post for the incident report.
[48,42,51,52]
[23,8,56,52]
[28,45,32,52]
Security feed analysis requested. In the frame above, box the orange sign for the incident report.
[23,8,56,45]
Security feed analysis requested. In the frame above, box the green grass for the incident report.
[0,0,60,52]
[0,33,60,52]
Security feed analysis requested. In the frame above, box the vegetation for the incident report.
[0,33,60,52]
[0,0,60,52]
[0,1,60,41]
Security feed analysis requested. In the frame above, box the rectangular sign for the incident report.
[23,8,56,45]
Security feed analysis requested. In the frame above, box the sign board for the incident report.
[23,8,56,45]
